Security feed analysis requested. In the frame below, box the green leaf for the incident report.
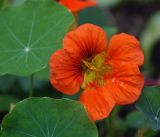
[0,95,18,112]
[0,0,3,8]
[0,0,73,76]
[103,26,118,39]
[35,65,50,80]
[125,111,148,128]
[136,86,160,130]
[140,12,160,75]
[0,0,8,9]
[78,7,117,39]
[79,7,108,26]
[1,97,98,137]
[143,128,159,137]
[12,0,26,5]
[98,0,122,7]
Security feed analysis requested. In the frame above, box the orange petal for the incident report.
[50,49,83,95]
[108,33,144,66]
[105,62,144,105]
[63,24,108,59]
[80,86,115,121]
[59,0,97,13]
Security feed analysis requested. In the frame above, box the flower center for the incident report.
[81,52,112,88]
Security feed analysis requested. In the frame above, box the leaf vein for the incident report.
[27,8,36,47]
[0,16,26,48]
[27,110,47,137]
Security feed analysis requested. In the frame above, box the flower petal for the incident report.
[59,0,97,13]
[63,24,108,59]
[80,86,115,121]
[50,49,83,95]
[105,62,144,105]
[108,33,144,66]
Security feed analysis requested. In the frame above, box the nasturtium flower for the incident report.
[57,0,97,13]
[50,24,144,121]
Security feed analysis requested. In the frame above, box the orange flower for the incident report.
[50,24,144,121]
[57,0,97,13]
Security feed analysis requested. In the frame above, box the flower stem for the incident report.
[138,129,143,137]
[68,13,78,31]
[105,106,120,137]
[29,74,34,97]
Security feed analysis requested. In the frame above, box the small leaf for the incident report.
[0,0,73,76]
[125,111,148,128]
[12,0,26,5]
[0,95,18,112]
[98,0,122,7]
[0,0,3,8]
[78,7,117,38]
[103,26,118,39]
[136,86,160,130]
[143,128,159,137]
[1,97,98,137]
[0,0,9,9]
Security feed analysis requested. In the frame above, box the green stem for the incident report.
[105,106,121,137]
[29,74,34,97]
[98,120,106,137]
[106,117,113,137]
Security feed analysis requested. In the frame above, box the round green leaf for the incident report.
[98,0,122,7]
[78,7,117,39]
[12,0,26,5]
[125,111,148,128]
[0,95,18,112]
[1,97,98,137]
[136,86,160,130]
[0,0,3,8]
[0,0,73,76]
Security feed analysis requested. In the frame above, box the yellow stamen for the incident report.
[82,52,112,88]
[82,60,99,71]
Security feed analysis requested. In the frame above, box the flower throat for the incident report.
[81,52,112,88]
